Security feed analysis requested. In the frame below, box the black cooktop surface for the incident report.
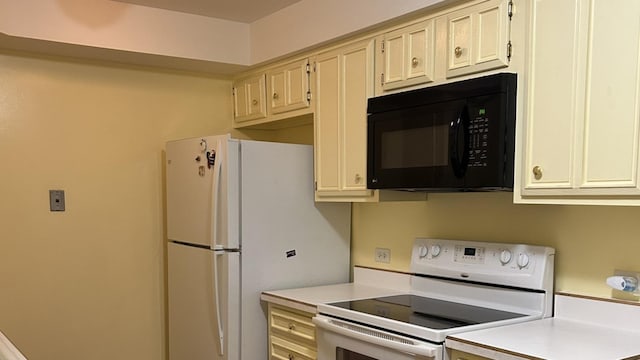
[329,294,527,330]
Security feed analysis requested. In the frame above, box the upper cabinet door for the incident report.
[520,0,640,203]
[233,74,267,123]
[314,39,378,202]
[523,0,582,191]
[267,58,310,115]
[342,41,375,192]
[314,52,341,194]
[446,0,511,78]
[381,20,435,91]
[448,12,472,71]
[580,0,640,189]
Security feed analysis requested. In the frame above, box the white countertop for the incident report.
[446,293,640,360]
[260,267,411,314]
[261,282,407,314]
[261,268,640,360]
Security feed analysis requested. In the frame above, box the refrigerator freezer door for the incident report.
[168,242,240,360]
[166,135,237,249]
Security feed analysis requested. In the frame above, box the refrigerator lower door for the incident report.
[168,242,239,360]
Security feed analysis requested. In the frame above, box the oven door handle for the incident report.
[312,316,439,357]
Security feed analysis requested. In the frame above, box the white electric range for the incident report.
[312,238,555,360]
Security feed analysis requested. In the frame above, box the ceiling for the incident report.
[111,0,303,23]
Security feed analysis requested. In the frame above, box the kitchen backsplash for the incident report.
[352,191,640,300]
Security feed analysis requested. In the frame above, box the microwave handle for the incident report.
[449,105,470,178]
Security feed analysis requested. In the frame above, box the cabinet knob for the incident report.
[272,92,279,100]
[251,99,258,106]
[454,46,463,58]
[532,166,543,180]
[288,355,294,360]
[288,323,295,331]
[411,57,419,67]
[355,173,362,183]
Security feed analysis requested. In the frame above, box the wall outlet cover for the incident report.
[49,190,65,212]
[375,248,391,263]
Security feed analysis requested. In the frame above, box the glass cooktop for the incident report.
[329,294,527,330]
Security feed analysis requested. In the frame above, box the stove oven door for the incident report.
[313,316,443,360]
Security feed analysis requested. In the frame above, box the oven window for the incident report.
[337,348,377,360]
[380,125,448,169]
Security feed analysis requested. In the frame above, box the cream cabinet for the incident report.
[449,349,493,360]
[446,0,512,78]
[233,58,312,128]
[268,303,317,360]
[520,0,640,203]
[380,19,435,91]
[233,74,267,123]
[314,38,377,202]
[267,58,311,115]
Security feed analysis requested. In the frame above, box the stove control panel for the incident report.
[411,238,555,290]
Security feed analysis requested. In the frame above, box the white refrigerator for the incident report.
[166,134,351,360]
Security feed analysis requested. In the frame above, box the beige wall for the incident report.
[0,51,233,360]
[353,192,640,298]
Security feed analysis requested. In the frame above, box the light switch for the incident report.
[49,190,65,211]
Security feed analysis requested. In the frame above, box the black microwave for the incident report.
[367,73,517,191]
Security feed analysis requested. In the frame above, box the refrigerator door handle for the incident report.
[210,138,223,250]
[209,139,225,356]
[211,250,225,356]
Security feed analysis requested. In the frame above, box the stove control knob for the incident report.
[431,245,441,257]
[418,245,428,258]
[499,250,512,264]
[517,253,530,268]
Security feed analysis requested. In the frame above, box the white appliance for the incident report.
[166,134,351,360]
[313,238,555,360]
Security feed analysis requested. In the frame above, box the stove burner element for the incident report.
[329,295,527,330]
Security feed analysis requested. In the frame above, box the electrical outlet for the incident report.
[375,248,391,263]
[49,190,65,211]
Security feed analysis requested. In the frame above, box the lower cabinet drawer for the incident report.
[270,335,317,360]
[270,305,316,344]
[450,349,492,360]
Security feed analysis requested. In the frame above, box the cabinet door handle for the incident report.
[288,354,295,360]
[454,46,463,58]
[288,323,295,331]
[273,92,279,100]
[355,173,362,183]
[411,57,419,67]
[533,166,543,180]
[252,99,258,106]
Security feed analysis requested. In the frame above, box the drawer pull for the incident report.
[252,99,258,106]
[288,354,295,360]
[411,57,419,67]
[288,323,296,331]
[454,46,463,58]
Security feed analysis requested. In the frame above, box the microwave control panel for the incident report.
[468,110,489,168]
[410,238,555,290]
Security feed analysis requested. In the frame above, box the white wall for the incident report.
[250,0,448,64]
[0,0,449,72]
[0,0,250,66]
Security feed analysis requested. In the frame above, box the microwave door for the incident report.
[367,101,466,190]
